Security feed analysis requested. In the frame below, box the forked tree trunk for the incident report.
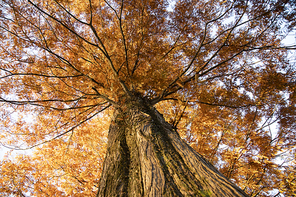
[97,101,249,197]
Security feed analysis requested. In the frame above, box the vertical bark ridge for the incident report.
[97,112,131,196]
[97,104,249,197]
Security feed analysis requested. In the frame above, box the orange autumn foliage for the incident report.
[0,0,295,196]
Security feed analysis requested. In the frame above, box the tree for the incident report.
[0,0,295,196]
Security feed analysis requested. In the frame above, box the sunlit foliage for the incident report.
[0,0,295,196]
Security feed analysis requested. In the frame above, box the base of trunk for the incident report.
[97,104,248,197]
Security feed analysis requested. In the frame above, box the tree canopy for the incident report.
[0,0,295,196]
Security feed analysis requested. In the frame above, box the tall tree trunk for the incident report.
[97,101,249,197]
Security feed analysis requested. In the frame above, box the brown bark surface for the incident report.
[97,101,249,197]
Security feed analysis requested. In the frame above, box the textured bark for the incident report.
[97,101,249,197]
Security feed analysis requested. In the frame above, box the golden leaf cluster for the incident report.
[0,0,295,196]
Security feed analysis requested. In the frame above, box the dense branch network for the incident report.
[0,0,295,196]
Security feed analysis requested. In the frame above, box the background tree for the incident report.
[0,0,295,196]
